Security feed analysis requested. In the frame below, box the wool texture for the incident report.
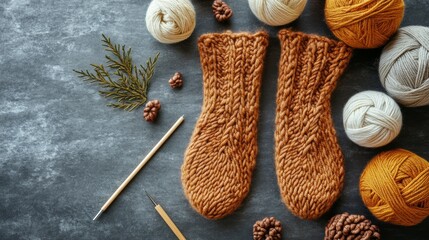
[379,26,429,107]
[325,0,404,49]
[275,29,352,219]
[360,149,429,226]
[248,0,307,26]
[181,31,269,219]
[343,90,402,148]
[145,0,196,44]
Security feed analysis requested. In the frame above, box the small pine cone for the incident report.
[169,72,183,89]
[143,100,161,122]
[324,213,381,240]
[253,217,282,240]
[212,0,233,22]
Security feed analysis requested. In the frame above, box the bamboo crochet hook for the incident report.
[93,116,185,221]
[145,191,186,240]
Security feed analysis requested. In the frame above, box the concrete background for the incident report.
[1,0,428,239]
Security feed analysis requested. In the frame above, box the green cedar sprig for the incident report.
[74,34,160,111]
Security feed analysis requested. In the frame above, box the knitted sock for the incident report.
[275,30,353,219]
[181,31,269,219]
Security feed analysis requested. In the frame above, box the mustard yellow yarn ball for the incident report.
[325,0,404,49]
[360,149,429,226]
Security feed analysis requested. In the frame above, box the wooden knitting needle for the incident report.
[93,115,185,221]
[145,190,186,240]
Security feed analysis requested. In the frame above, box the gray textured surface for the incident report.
[1,0,428,239]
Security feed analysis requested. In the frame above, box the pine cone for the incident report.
[169,72,183,89]
[253,217,282,240]
[212,0,232,22]
[143,100,161,122]
[325,213,381,240]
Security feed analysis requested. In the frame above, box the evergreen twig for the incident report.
[73,34,160,111]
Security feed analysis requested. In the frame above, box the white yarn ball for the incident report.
[343,91,402,148]
[248,0,307,26]
[379,26,429,107]
[145,0,196,44]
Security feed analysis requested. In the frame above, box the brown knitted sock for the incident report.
[181,31,269,219]
[275,29,353,219]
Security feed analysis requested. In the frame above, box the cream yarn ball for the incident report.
[145,0,196,44]
[343,91,402,148]
[248,0,307,26]
[379,26,429,107]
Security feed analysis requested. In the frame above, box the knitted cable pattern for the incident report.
[181,31,269,219]
[275,29,352,219]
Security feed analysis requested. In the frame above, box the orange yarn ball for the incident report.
[325,0,404,48]
[360,149,429,226]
